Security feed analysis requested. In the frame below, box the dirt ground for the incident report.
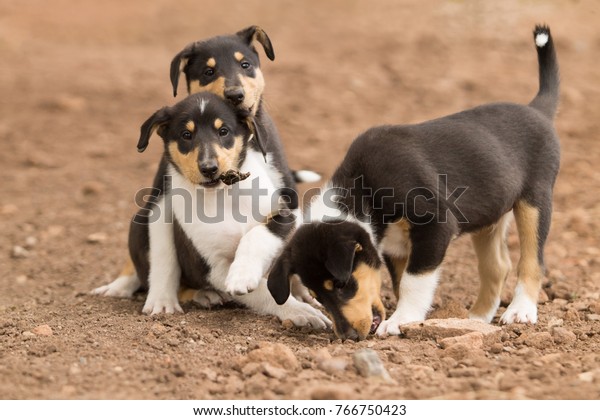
[1,0,600,400]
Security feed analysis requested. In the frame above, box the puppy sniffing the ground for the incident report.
[268,25,560,340]
[96,91,330,328]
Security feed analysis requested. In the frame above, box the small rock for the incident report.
[319,358,348,374]
[353,348,394,383]
[87,232,108,244]
[444,343,484,360]
[523,332,553,349]
[16,275,27,285]
[22,331,35,338]
[552,298,568,308]
[24,236,37,248]
[241,362,261,377]
[150,323,167,335]
[586,314,600,321]
[439,332,484,349]
[589,301,600,315]
[578,370,600,383]
[548,317,563,328]
[69,364,81,375]
[245,343,300,370]
[11,246,30,259]
[448,367,479,378]
[32,324,53,336]
[310,384,354,400]
[551,327,577,344]
[402,318,501,344]
[563,308,581,321]
[262,363,287,380]
[490,343,504,354]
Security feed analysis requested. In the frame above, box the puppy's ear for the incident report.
[267,248,293,305]
[137,107,170,153]
[325,240,358,286]
[236,26,275,61]
[170,44,193,97]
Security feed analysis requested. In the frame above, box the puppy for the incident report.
[98,91,330,328]
[267,26,560,340]
[93,26,318,306]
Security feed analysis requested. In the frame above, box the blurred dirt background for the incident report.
[1,0,599,399]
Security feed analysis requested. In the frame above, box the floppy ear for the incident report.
[170,44,193,97]
[267,248,293,305]
[236,26,275,61]
[325,240,358,286]
[137,107,170,153]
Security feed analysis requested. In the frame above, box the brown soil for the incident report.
[1,0,599,400]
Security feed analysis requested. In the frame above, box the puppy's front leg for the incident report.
[142,197,182,315]
[225,210,296,295]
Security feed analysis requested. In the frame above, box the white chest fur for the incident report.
[167,150,281,286]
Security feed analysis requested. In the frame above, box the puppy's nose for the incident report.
[199,160,219,178]
[339,327,361,342]
[224,87,245,106]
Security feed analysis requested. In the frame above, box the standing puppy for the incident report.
[268,26,560,340]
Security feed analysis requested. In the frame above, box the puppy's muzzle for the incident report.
[224,86,245,106]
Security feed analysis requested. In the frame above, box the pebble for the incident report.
[563,308,581,321]
[81,181,106,196]
[241,362,261,377]
[16,275,27,285]
[352,348,394,383]
[24,236,37,248]
[551,327,577,345]
[548,317,563,328]
[578,370,600,383]
[11,246,30,259]
[586,314,600,321]
[281,319,295,329]
[443,343,483,360]
[32,324,53,336]
[262,363,287,380]
[87,232,108,244]
[439,332,484,350]
[522,332,553,349]
[490,343,504,354]
[318,358,348,375]
[245,343,300,370]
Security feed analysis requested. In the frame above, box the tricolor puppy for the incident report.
[92,26,319,307]
[268,26,560,340]
[96,92,330,328]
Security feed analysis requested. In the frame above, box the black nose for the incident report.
[199,161,218,178]
[339,327,360,342]
[224,87,245,106]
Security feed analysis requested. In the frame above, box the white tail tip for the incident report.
[535,33,549,47]
[294,170,322,183]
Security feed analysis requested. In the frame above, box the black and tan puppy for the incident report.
[94,91,330,327]
[92,26,318,307]
[268,25,560,340]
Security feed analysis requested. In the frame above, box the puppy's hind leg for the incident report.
[500,198,551,324]
[469,212,512,323]
[90,256,141,298]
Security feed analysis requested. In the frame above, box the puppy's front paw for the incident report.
[224,262,262,295]
[280,300,332,330]
[376,319,402,337]
[90,275,140,298]
[290,275,322,307]
[500,300,538,324]
[142,294,183,315]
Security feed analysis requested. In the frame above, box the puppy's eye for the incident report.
[204,68,215,77]
[218,127,229,137]
[240,62,251,69]
[181,130,192,141]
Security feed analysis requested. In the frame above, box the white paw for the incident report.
[376,312,423,337]
[376,318,402,336]
[191,289,231,309]
[142,294,183,315]
[280,299,332,330]
[500,284,538,324]
[224,261,262,295]
[500,300,538,324]
[90,275,140,298]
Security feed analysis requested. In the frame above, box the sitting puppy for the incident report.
[93,26,318,307]
[100,91,330,328]
[267,25,560,340]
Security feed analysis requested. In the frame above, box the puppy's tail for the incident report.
[529,24,560,119]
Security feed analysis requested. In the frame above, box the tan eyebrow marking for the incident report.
[206,57,216,67]
[214,118,223,130]
[234,52,244,62]
[185,120,195,131]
